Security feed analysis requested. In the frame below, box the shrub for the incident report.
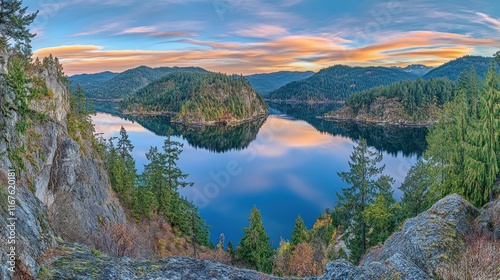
[436,232,500,280]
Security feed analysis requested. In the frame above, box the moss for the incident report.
[91,248,101,257]
[38,266,53,279]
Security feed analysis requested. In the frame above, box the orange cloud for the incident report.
[33,30,500,75]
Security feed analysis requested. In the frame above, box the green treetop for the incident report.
[336,138,394,263]
[237,206,274,273]
[290,214,308,249]
[0,0,38,55]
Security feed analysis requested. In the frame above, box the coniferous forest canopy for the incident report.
[267,65,418,101]
[120,71,268,124]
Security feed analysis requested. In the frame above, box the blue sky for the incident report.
[25,0,500,75]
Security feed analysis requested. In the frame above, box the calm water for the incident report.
[92,104,425,247]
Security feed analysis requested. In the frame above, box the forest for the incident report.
[69,66,207,99]
[343,77,456,121]
[267,65,417,101]
[120,71,268,124]
[422,55,492,81]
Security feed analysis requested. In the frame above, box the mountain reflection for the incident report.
[123,115,267,153]
[269,102,427,157]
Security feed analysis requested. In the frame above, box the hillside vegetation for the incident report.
[245,71,314,96]
[120,71,268,125]
[423,55,492,81]
[326,78,456,123]
[69,66,207,99]
[268,65,417,102]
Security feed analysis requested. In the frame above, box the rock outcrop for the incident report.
[362,194,479,275]
[38,194,491,280]
[0,55,126,279]
[324,96,436,126]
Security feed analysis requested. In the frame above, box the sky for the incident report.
[24,0,500,75]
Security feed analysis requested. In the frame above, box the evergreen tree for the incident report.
[290,214,308,249]
[400,160,433,218]
[227,241,235,261]
[237,206,274,273]
[336,138,394,263]
[105,127,137,207]
[464,62,500,206]
[425,82,470,200]
[362,194,393,245]
[0,0,38,55]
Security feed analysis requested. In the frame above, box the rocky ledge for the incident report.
[39,194,496,280]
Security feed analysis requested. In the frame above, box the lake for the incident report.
[92,103,426,247]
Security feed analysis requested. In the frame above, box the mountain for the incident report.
[120,71,268,125]
[267,65,418,102]
[68,71,118,94]
[423,55,493,81]
[68,66,208,99]
[245,71,314,96]
[393,64,434,76]
[68,71,118,84]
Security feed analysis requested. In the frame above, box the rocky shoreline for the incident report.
[121,110,268,127]
[323,98,437,127]
[321,115,434,127]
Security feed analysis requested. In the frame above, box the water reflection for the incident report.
[92,111,417,247]
[92,100,267,153]
[130,115,267,153]
[269,102,428,157]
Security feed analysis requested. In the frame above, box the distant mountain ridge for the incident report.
[268,65,418,102]
[69,71,118,83]
[245,71,314,96]
[68,66,208,99]
[423,55,493,81]
[392,64,434,76]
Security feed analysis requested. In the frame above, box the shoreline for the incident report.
[265,99,345,105]
[121,110,268,127]
[321,116,434,127]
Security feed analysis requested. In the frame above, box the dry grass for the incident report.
[436,232,500,280]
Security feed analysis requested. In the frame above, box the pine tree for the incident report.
[0,0,38,55]
[290,214,308,249]
[400,160,433,218]
[363,194,395,245]
[237,206,274,273]
[336,138,394,263]
[494,51,500,65]
[464,62,500,206]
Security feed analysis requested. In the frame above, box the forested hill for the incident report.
[120,72,268,125]
[325,78,456,124]
[68,66,207,99]
[267,65,417,102]
[69,71,118,84]
[245,71,314,96]
[423,55,492,81]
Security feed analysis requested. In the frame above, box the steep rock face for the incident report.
[362,194,480,275]
[0,55,126,279]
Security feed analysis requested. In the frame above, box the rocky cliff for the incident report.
[0,54,126,279]
[37,194,498,279]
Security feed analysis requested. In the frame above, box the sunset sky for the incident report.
[25,0,500,75]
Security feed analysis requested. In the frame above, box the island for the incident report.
[119,72,269,125]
